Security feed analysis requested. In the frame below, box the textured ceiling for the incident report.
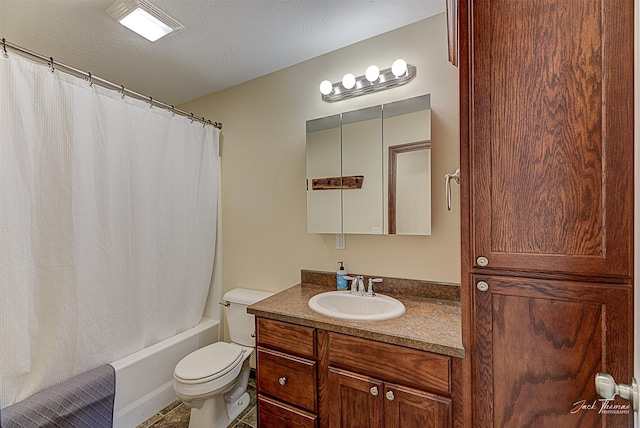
[0,0,445,105]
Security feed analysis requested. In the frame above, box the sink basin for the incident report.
[308,291,406,321]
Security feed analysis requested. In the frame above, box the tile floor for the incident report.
[136,377,257,428]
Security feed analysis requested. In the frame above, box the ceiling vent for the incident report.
[106,0,184,42]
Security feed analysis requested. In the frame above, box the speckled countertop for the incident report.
[247,272,464,358]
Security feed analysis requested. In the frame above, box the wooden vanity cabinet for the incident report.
[255,317,454,428]
[328,365,451,428]
[326,332,452,428]
[256,318,319,427]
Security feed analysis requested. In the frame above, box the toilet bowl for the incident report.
[173,288,273,428]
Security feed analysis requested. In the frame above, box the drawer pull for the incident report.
[386,391,395,401]
[370,386,379,396]
[278,376,287,385]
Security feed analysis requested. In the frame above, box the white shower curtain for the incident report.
[0,53,220,405]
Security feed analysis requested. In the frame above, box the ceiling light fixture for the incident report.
[106,0,184,42]
[319,59,416,102]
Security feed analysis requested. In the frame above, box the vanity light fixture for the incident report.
[106,0,184,42]
[319,59,416,102]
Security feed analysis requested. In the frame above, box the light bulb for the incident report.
[391,59,408,77]
[365,65,380,83]
[342,73,356,90]
[319,80,333,95]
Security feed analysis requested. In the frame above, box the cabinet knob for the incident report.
[370,386,379,396]
[385,391,395,401]
[278,377,287,385]
[476,281,489,292]
[476,256,489,267]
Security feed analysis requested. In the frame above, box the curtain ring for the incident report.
[49,57,55,73]
[87,72,93,87]
[120,85,125,100]
[2,38,8,58]
[148,96,153,108]
[190,113,194,123]
[170,105,176,116]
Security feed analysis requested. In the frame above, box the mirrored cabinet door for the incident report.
[306,114,342,233]
[383,95,431,235]
[342,106,383,234]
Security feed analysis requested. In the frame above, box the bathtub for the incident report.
[110,317,220,428]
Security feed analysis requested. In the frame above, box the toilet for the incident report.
[173,288,273,428]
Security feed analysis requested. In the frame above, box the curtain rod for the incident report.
[1,38,222,130]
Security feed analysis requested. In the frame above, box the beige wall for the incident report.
[180,13,460,298]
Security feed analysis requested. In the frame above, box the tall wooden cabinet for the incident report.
[458,0,634,426]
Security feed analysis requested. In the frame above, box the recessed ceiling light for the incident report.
[106,0,183,42]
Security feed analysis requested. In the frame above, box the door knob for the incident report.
[595,372,639,411]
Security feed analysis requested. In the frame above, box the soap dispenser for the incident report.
[336,262,348,290]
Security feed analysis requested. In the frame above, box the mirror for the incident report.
[306,94,431,235]
[342,106,383,234]
[306,114,342,233]
[383,95,431,235]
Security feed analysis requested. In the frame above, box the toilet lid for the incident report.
[174,342,243,382]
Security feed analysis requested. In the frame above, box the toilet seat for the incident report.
[174,342,244,385]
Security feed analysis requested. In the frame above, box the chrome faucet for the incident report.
[367,278,383,297]
[357,276,365,294]
[345,275,359,294]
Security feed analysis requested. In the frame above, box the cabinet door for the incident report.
[383,383,451,428]
[328,367,383,428]
[468,0,633,277]
[473,275,632,427]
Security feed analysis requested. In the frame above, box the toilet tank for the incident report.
[223,288,273,347]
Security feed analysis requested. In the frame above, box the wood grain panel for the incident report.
[316,329,330,428]
[258,394,318,428]
[328,332,450,395]
[257,347,317,412]
[469,0,633,277]
[384,382,452,428]
[328,367,383,428]
[473,275,632,427]
[257,317,316,358]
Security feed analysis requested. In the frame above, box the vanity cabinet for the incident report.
[255,318,454,428]
[459,0,634,426]
[256,318,318,427]
[328,368,451,428]
[327,333,451,428]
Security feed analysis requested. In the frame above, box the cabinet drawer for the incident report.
[258,394,318,428]
[328,332,451,395]
[257,347,317,412]
[257,318,316,358]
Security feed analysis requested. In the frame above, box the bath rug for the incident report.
[1,364,115,428]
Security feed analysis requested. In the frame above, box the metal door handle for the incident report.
[445,168,460,211]
[595,372,638,411]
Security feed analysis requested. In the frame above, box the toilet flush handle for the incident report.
[219,300,230,307]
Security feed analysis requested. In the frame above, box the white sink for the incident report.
[308,291,406,321]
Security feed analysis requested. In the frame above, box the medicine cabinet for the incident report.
[306,94,431,235]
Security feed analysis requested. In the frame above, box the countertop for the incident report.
[248,282,464,358]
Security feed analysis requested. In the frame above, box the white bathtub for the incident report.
[110,317,220,428]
